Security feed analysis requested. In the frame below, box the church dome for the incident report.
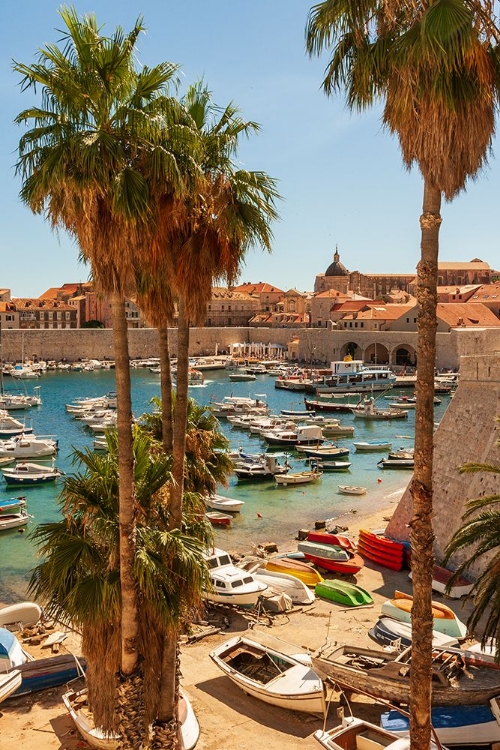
[325,248,349,277]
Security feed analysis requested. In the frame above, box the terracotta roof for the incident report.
[468,284,500,301]
[12,297,73,311]
[211,287,256,300]
[436,302,500,327]
[438,261,490,270]
[344,304,414,321]
[315,290,351,299]
[233,282,284,294]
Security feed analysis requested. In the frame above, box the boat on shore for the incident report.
[314,714,443,750]
[238,564,315,605]
[381,590,467,639]
[210,635,326,714]
[62,687,199,750]
[369,616,460,650]
[265,557,324,587]
[312,642,500,706]
[0,601,42,628]
[203,547,267,608]
[315,579,373,607]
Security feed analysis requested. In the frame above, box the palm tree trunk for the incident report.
[159,325,174,453]
[111,292,145,749]
[169,297,190,531]
[409,179,441,749]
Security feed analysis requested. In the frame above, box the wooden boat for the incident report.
[369,617,460,650]
[0,670,22,704]
[62,687,199,750]
[1,461,62,486]
[314,715,444,750]
[298,540,350,563]
[275,470,322,486]
[210,635,326,714]
[381,698,500,747]
[265,557,324,587]
[381,590,467,639]
[338,485,366,496]
[353,441,392,452]
[312,642,500,706]
[203,548,267,608]
[205,494,244,513]
[0,601,42,628]
[205,511,232,527]
[315,580,373,607]
[0,626,86,696]
[309,459,351,472]
[0,510,32,532]
[306,530,356,551]
[304,398,355,414]
[0,496,27,513]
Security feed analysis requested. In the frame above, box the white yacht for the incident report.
[203,548,267,609]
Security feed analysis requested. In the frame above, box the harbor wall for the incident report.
[386,353,500,578]
[1,326,499,367]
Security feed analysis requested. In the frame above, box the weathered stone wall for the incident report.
[2,326,500,369]
[385,354,500,578]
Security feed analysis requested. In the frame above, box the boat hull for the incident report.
[381,590,467,639]
[302,552,364,575]
[265,558,323,586]
[315,580,373,607]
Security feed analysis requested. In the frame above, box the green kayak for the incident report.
[315,579,374,607]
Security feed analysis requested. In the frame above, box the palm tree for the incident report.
[443,423,500,661]
[28,429,212,738]
[306,2,499,746]
[13,10,191,743]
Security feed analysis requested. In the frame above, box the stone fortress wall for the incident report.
[2,326,499,370]
[386,353,500,578]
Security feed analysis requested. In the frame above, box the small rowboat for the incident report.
[309,460,351,472]
[0,496,27,513]
[369,616,460,650]
[337,485,366,495]
[315,579,373,607]
[306,530,356,551]
[353,441,392,452]
[205,511,232,527]
[0,670,22,704]
[275,470,322,486]
[205,494,244,513]
[298,540,350,562]
[301,551,364,576]
[314,715,442,750]
[210,635,326,715]
[0,511,32,532]
[381,590,467,639]
[0,601,42,628]
[357,529,405,571]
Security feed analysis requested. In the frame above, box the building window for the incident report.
[208,304,211,310]
[413,318,417,323]
[65,311,71,320]
[228,305,231,311]
[406,318,409,323]
[221,305,224,311]
[228,317,232,325]
[360,322,364,328]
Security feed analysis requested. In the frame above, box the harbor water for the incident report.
[0,367,451,602]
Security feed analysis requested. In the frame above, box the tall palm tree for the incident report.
[28,429,212,736]
[13,8,191,745]
[306,2,499,746]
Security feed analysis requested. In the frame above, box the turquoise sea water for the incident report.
[0,368,452,602]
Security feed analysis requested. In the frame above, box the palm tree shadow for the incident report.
[195,675,321,736]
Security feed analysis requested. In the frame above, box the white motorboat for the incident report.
[203,548,267,608]
[210,634,326,714]
[228,370,256,381]
[234,454,289,480]
[351,397,408,420]
[0,434,58,459]
[1,462,62,486]
[0,394,33,411]
[275,470,322,486]
[0,411,34,438]
[62,687,199,750]
[205,494,244,513]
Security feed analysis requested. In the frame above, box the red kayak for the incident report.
[303,552,364,575]
[358,540,404,571]
[359,529,405,555]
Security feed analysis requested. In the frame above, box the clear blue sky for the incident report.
[2,1,499,298]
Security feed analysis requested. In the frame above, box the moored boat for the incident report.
[378,458,415,469]
[337,485,366,495]
[275,470,322,486]
[1,461,62,486]
[0,495,27,513]
[353,440,393,452]
[205,494,244,513]
[0,510,32,532]
[315,579,373,607]
[309,460,351,472]
[210,634,326,714]
[205,511,232,527]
